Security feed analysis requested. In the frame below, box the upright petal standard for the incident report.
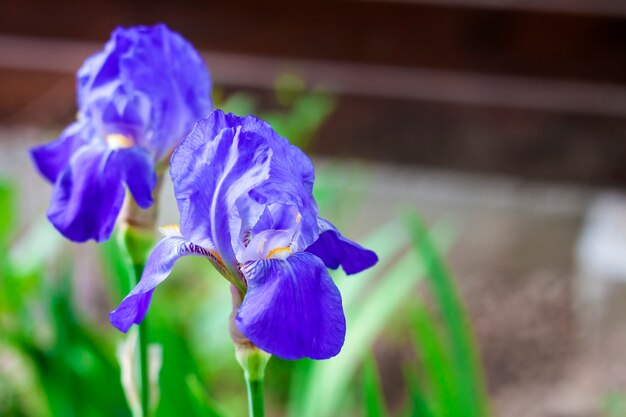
[110,110,378,360]
[31,24,212,242]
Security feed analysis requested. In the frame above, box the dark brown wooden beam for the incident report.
[2,1,626,83]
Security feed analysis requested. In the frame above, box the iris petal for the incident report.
[236,252,346,360]
[79,24,212,159]
[30,121,89,183]
[47,144,125,242]
[110,234,217,332]
[306,218,378,275]
[113,147,157,209]
[171,119,272,268]
[171,110,320,257]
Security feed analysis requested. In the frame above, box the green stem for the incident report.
[119,225,156,417]
[245,376,265,417]
[131,262,151,417]
[236,345,270,417]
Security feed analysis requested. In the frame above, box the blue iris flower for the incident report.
[110,110,378,360]
[30,24,212,242]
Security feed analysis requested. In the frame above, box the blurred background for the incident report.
[2,1,626,416]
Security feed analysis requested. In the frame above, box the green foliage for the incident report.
[216,73,335,150]
[404,213,490,417]
[0,197,128,416]
[0,167,492,417]
[603,393,626,417]
[186,374,227,417]
[362,355,388,417]
[0,179,17,248]
[288,217,463,417]
[2,75,492,417]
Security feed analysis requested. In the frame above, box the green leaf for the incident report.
[186,374,229,417]
[290,219,457,417]
[265,92,335,149]
[36,268,129,417]
[8,217,64,277]
[274,72,306,106]
[404,212,490,417]
[362,355,388,417]
[312,163,370,228]
[403,364,436,417]
[408,301,458,417]
[99,230,133,300]
[220,93,258,117]
[0,179,17,247]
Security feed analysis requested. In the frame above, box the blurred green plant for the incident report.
[403,213,489,417]
[286,210,491,417]
[362,355,388,417]
[603,392,626,417]
[214,73,336,150]
[0,170,491,417]
[0,179,129,417]
[1,75,491,417]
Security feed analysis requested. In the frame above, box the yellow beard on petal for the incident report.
[106,134,134,149]
[265,246,292,260]
[158,224,182,237]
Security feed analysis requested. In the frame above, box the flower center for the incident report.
[242,229,293,262]
[265,246,292,260]
[105,133,134,149]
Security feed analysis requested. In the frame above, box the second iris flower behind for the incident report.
[30,24,212,242]
[110,110,378,360]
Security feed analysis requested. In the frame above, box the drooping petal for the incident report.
[112,147,157,209]
[171,120,272,268]
[306,218,378,275]
[236,252,346,360]
[47,144,125,242]
[109,234,217,332]
[30,121,89,183]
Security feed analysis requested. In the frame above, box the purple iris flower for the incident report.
[110,110,378,360]
[30,24,212,242]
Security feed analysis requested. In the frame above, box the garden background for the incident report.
[2,2,626,416]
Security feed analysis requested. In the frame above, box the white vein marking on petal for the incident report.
[257,237,268,256]
[210,127,242,255]
[241,260,259,280]
[209,126,272,257]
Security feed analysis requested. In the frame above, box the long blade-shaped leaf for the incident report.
[0,179,16,249]
[409,301,458,417]
[403,364,436,417]
[186,374,229,417]
[290,220,456,417]
[362,355,388,417]
[404,213,490,417]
